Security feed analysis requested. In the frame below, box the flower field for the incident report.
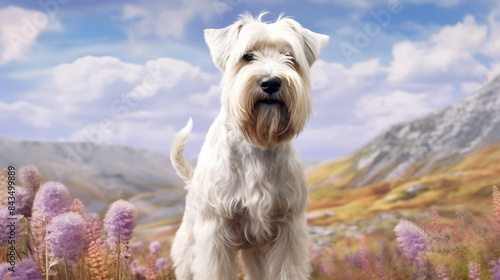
[0,165,173,279]
[310,187,500,279]
[2,164,499,279]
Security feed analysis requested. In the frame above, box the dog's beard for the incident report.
[249,98,291,146]
[232,84,307,148]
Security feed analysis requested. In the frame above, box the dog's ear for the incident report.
[204,23,242,72]
[300,28,329,67]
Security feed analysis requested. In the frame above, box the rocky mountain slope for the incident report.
[307,75,500,238]
[354,75,500,187]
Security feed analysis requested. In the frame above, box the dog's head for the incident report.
[204,13,329,148]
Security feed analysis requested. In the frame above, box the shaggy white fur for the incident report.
[170,12,328,280]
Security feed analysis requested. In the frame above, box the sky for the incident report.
[0,0,499,161]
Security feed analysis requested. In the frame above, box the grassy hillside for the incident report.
[306,140,500,227]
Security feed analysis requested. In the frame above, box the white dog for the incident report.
[170,13,328,280]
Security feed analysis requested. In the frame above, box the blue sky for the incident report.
[0,0,499,161]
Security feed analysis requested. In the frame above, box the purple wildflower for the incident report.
[436,264,449,280]
[490,259,500,280]
[0,262,10,279]
[14,186,34,217]
[129,241,144,254]
[104,200,136,248]
[318,260,335,276]
[344,250,363,268]
[19,164,42,192]
[30,182,73,268]
[11,258,42,280]
[155,258,169,272]
[149,241,162,256]
[360,237,372,276]
[469,262,481,280]
[46,212,87,264]
[375,259,385,280]
[394,220,428,262]
[32,182,73,222]
[131,261,146,280]
[310,246,321,258]
[0,207,23,246]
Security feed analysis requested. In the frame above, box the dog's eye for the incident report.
[242,53,254,62]
[283,52,295,64]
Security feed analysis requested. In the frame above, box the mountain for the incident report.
[0,138,187,238]
[307,76,500,233]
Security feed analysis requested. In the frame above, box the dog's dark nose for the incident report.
[260,76,281,95]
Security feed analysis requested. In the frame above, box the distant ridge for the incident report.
[0,138,186,231]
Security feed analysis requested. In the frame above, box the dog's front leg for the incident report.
[265,215,311,280]
[192,218,238,280]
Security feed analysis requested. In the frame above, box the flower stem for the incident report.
[116,241,121,280]
[64,259,69,280]
[45,240,49,280]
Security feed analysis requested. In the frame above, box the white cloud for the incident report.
[407,0,461,7]
[122,5,149,22]
[298,87,454,158]
[489,61,500,81]
[302,54,455,158]
[461,82,484,95]
[188,84,221,108]
[311,58,387,102]
[0,101,53,128]
[68,120,176,152]
[296,124,369,158]
[305,59,424,158]
[306,0,461,9]
[68,119,206,157]
[307,0,375,8]
[9,54,219,155]
[388,40,487,83]
[430,15,487,52]
[388,16,489,84]
[354,90,452,131]
[0,6,61,65]
[50,56,143,110]
[297,13,500,159]
[145,57,214,90]
[482,4,500,59]
[26,55,218,116]
[122,1,215,40]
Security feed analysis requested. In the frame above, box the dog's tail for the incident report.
[170,118,194,186]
